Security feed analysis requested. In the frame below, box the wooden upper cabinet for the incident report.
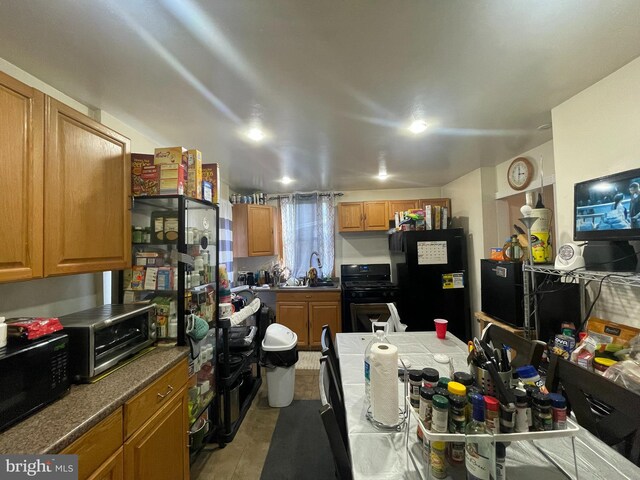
[388,200,419,219]
[338,201,388,232]
[44,97,131,276]
[0,72,44,282]
[418,198,451,213]
[363,201,388,230]
[338,202,364,232]
[233,204,275,257]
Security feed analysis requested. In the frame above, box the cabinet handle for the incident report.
[157,384,174,400]
[305,295,311,298]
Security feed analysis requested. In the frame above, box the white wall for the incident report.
[441,168,498,337]
[552,55,640,327]
[0,58,164,317]
[335,187,442,280]
[494,140,556,199]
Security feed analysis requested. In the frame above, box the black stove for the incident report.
[340,264,401,332]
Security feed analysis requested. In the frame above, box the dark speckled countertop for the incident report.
[0,346,189,454]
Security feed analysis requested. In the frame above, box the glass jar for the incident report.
[514,388,530,433]
[422,368,439,388]
[409,370,423,408]
[484,395,500,434]
[143,227,151,244]
[430,441,447,479]
[420,387,436,430]
[453,371,473,387]
[132,226,143,243]
[532,392,553,431]
[431,395,449,433]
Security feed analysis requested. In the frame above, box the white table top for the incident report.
[336,331,640,480]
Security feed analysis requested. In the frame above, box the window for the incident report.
[280,193,336,279]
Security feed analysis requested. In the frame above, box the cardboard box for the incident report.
[131,153,159,196]
[202,181,212,202]
[202,163,220,203]
[187,149,202,199]
[154,147,187,165]
[160,164,185,195]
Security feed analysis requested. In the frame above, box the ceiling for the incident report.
[1,1,639,193]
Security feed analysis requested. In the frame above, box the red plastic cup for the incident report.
[434,318,448,339]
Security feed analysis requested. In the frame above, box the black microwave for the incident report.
[59,304,157,382]
[0,333,70,432]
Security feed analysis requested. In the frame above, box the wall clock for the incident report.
[507,157,534,191]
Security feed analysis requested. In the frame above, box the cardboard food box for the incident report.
[587,317,640,346]
[131,153,159,196]
[160,164,185,195]
[187,149,203,199]
[154,147,187,165]
[201,163,220,204]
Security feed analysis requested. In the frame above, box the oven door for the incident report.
[92,309,156,376]
[341,288,401,332]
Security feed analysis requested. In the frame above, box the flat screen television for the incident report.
[574,167,640,241]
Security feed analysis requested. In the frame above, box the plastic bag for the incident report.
[603,335,640,394]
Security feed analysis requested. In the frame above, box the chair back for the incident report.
[319,357,352,479]
[482,324,545,369]
[321,324,344,394]
[350,302,407,333]
[546,354,640,465]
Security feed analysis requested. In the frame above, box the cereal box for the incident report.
[202,163,220,204]
[154,147,187,165]
[187,149,202,199]
[160,164,185,195]
[131,153,159,196]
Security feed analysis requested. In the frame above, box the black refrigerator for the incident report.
[389,228,471,341]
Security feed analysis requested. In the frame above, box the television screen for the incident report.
[574,168,640,241]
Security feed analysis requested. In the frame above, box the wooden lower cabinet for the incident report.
[276,292,341,349]
[88,448,123,480]
[124,386,189,480]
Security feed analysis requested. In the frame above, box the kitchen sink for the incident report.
[280,284,309,289]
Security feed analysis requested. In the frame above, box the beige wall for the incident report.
[552,55,640,327]
[494,140,555,199]
[335,187,442,280]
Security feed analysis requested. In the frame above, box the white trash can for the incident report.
[261,323,299,407]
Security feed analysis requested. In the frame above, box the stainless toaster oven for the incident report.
[58,304,157,382]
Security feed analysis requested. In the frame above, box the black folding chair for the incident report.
[321,324,344,396]
[483,324,545,369]
[546,354,640,465]
[319,356,352,480]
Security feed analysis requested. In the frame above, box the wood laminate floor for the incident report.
[191,364,321,480]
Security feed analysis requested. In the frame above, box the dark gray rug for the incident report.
[260,400,335,480]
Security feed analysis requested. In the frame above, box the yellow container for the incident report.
[530,208,553,263]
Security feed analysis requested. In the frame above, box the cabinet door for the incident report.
[0,72,44,282]
[45,97,131,276]
[388,200,418,219]
[124,387,189,480]
[88,448,123,480]
[363,201,388,230]
[248,205,274,256]
[276,301,309,347]
[308,301,341,348]
[338,203,364,232]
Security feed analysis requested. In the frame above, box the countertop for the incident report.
[252,285,342,293]
[0,345,189,454]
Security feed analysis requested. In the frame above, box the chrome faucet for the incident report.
[309,251,322,269]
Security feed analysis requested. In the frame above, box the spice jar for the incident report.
[409,370,423,408]
[484,395,500,434]
[453,371,473,388]
[420,387,436,430]
[436,377,451,390]
[532,392,553,431]
[466,385,482,421]
[549,393,567,430]
[447,393,467,465]
[524,384,538,428]
[132,226,143,243]
[422,367,439,388]
[514,388,530,433]
[430,441,447,479]
[431,395,449,433]
[143,227,151,243]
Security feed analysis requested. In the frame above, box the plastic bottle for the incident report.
[465,393,492,480]
[550,393,567,430]
[364,330,388,412]
[0,316,6,348]
[430,441,447,479]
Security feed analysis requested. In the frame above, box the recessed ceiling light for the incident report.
[408,119,429,134]
[245,126,266,142]
[280,176,293,184]
[377,172,389,180]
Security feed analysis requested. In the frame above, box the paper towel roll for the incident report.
[369,342,399,426]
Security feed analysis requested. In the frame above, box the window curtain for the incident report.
[218,199,234,283]
[280,192,336,279]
